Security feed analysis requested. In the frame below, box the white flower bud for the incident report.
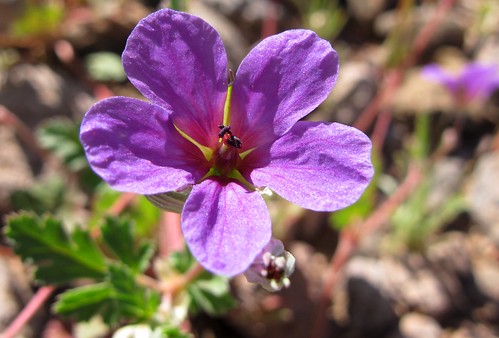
[244,238,295,292]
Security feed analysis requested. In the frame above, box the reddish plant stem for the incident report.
[0,286,56,338]
[353,0,456,135]
[311,164,422,338]
[261,0,278,39]
[371,108,393,150]
[159,211,184,257]
[107,192,137,216]
[136,262,204,296]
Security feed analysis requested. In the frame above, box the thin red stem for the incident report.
[1,286,56,338]
[261,0,278,39]
[311,164,422,338]
[353,0,456,134]
[159,211,183,257]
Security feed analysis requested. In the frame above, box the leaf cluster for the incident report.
[5,213,157,326]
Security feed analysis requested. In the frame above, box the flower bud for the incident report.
[146,189,191,213]
[244,238,295,292]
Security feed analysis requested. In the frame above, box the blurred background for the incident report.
[1,0,499,337]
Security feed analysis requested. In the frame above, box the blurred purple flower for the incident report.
[422,63,499,107]
[80,9,374,276]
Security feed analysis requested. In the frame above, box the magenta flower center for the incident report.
[213,125,242,177]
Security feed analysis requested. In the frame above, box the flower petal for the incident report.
[80,97,207,194]
[421,64,459,94]
[230,29,339,149]
[246,121,373,211]
[122,9,228,147]
[459,63,499,101]
[181,179,271,276]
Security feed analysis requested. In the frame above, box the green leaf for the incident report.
[169,247,196,274]
[53,283,120,325]
[108,264,160,322]
[5,213,106,284]
[10,177,65,215]
[12,3,64,37]
[187,275,235,316]
[85,52,126,82]
[89,187,160,237]
[113,325,192,338]
[37,119,86,171]
[37,118,101,192]
[154,325,192,338]
[55,265,161,325]
[101,217,154,274]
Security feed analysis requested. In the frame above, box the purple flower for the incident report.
[80,9,374,277]
[421,63,499,107]
[244,238,295,292]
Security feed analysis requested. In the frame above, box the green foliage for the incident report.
[113,324,192,338]
[168,248,197,274]
[389,114,467,252]
[89,185,161,237]
[5,213,162,325]
[390,178,466,252]
[155,325,192,338]
[10,177,65,215]
[38,119,86,172]
[54,264,160,325]
[101,217,155,274]
[85,52,127,82]
[5,211,234,331]
[37,118,101,192]
[187,275,235,316]
[11,1,64,37]
[53,283,120,324]
[5,213,107,284]
[295,0,348,40]
[168,249,235,316]
[107,264,161,322]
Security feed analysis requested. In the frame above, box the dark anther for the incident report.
[218,124,242,148]
[218,124,232,138]
[227,135,242,149]
[266,260,284,281]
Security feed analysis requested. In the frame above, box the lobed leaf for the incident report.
[5,213,106,284]
[55,264,161,325]
[53,283,120,325]
[101,217,154,274]
[187,275,235,316]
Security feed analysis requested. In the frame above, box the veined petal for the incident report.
[230,30,339,149]
[246,121,373,211]
[181,179,271,276]
[80,97,207,194]
[122,9,228,147]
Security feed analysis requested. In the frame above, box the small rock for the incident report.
[467,151,499,245]
[399,312,442,338]
[0,125,34,214]
[312,61,378,124]
[0,255,45,336]
[347,0,387,23]
[0,63,92,128]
